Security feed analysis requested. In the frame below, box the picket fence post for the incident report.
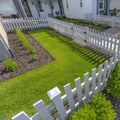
[47,87,67,120]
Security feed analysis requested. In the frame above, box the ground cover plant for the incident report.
[56,16,110,31]
[0,29,105,120]
[107,63,120,98]
[67,93,116,120]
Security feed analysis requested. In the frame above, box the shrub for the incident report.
[69,93,116,120]
[102,23,108,29]
[70,105,96,120]
[90,93,116,120]
[4,59,18,72]
[32,54,38,61]
[107,64,120,98]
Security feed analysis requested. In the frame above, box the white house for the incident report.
[63,0,120,19]
[0,0,64,18]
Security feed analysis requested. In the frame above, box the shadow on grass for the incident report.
[44,29,105,67]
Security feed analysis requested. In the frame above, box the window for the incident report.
[80,0,82,7]
[66,0,69,9]
[36,0,43,12]
[99,2,103,9]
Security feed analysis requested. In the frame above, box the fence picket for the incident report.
[12,112,31,120]
[33,100,53,120]
[92,68,96,96]
[64,83,75,111]
[75,77,82,106]
[98,64,103,92]
[84,73,89,102]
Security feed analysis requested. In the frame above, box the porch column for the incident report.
[107,0,111,15]
[92,0,98,17]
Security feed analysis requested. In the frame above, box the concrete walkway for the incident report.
[104,27,120,35]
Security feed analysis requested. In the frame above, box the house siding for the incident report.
[62,0,93,19]
[0,0,17,17]
[110,0,120,10]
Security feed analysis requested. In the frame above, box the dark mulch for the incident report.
[0,32,54,82]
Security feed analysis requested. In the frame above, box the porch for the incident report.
[93,0,120,16]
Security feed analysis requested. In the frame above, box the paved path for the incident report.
[104,28,120,35]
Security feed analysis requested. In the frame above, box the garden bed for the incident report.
[56,16,110,31]
[0,32,53,81]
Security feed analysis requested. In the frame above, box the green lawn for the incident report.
[0,29,105,120]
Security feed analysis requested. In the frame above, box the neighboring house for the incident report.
[0,0,64,18]
[63,0,120,19]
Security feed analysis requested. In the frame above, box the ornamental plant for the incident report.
[4,59,18,72]
[107,64,120,98]
[69,93,116,120]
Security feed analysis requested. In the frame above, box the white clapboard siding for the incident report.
[12,53,120,120]
[1,17,48,32]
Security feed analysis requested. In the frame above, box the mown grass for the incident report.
[0,29,105,120]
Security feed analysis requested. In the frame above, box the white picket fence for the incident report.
[12,53,119,120]
[1,17,48,32]
[85,14,120,28]
[48,17,120,54]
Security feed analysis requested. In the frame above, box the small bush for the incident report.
[69,93,116,120]
[32,54,38,61]
[102,23,108,29]
[70,105,96,120]
[4,59,18,72]
[107,64,120,98]
[15,28,35,53]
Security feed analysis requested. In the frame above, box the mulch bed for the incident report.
[0,32,54,82]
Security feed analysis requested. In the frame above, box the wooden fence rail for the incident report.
[1,17,48,32]
[12,54,119,120]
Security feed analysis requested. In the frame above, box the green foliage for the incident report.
[4,59,18,72]
[94,22,99,27]
[69,93,116,120]
[107,64,120,98]
[70,105,96,120]
[32,54,38,61]
[15,28,35,53]
[102,23,108,29]
[90,93,116,120]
